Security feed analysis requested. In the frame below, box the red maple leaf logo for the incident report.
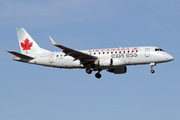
[21,39,33,50]
[133,47,138,50]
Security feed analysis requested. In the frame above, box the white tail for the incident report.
[16,28,50,55]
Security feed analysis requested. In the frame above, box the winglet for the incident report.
[49,36,57,45]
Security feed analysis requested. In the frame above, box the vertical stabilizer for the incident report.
[16,28,45,55]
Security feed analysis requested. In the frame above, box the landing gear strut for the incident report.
[150,64,155,74]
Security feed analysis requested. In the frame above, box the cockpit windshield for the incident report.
[155,48,165,51]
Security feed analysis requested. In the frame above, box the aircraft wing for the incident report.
[7,51,34,59]
[49,37,98,63]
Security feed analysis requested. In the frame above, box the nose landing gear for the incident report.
[150,63,156,74]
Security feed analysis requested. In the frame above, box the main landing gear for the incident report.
[95,72,101,79]
[86,68,102,79]
[86,68,92,74]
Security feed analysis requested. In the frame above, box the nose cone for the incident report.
[167,54,174,61]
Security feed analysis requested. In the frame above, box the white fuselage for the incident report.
[18,46,173,69]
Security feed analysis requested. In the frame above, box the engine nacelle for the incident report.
[95,58,112,66]
[95,58,124,67]
[112,58,124,66]
[108,66,127,74]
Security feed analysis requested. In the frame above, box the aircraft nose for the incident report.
[167,54,174,61]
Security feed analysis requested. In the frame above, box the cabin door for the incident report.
[49,54,54,63]
[145,48,150,57]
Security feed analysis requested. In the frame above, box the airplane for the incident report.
[7,28,174,79]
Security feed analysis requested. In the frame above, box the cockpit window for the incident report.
[155,48,165,51]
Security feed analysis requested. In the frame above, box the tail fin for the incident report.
[16,28,50,55]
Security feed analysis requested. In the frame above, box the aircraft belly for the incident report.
[130,53,150,64]
[54,56,83,68]
[62,58,73,67]
[131,52,164,64]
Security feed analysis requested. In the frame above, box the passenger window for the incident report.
[94,53,96,55]
[119,51,121,53]
[115,51,117,53]
[107,52,109,54]
[111,52,113,54]
[57,55,58,57]
[124,51,125,53]
[136,50,138,52]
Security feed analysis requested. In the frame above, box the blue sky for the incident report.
[0,0,179,120]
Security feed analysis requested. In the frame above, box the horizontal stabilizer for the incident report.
[7,51,34,59]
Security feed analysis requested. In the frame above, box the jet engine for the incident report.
[94,58,112,66]
[94,58,124,66]
[107,66,127,74]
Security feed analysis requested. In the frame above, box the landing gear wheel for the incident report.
[151,69,155,73]
[95,72,102,79]
[86,68,92,74]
